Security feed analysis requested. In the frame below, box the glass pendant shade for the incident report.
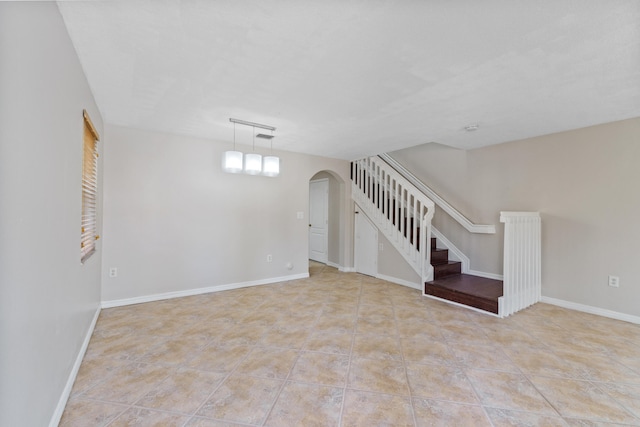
[263,156,280,177]
[244,153,262,175]
[222,150,243,173]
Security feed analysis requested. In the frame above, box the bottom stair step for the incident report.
[425,274,503,314]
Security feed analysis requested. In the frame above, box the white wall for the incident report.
[101,125,352,303]
[0,3,103,426]
[390,117,640,317]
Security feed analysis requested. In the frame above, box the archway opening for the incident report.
[308,170,346,275]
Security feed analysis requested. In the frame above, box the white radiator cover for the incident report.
[499,212,542,317]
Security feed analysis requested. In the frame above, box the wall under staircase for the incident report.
[351,155,541,317]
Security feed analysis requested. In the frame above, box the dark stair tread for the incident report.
[427,274,503,298]
[425,274,503,314]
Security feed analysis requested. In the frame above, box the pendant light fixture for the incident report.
[222,122,243,173]
[244,126,262,175]
[262,129,280,177]
[224,118,279,177]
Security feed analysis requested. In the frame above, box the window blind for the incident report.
[81,110,99,263]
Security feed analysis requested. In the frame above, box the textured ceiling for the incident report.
[58,0,640,160]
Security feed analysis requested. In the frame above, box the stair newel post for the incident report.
[421,204,435,284]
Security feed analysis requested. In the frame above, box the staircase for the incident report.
[427,237,503,314]
[351,156,541,317]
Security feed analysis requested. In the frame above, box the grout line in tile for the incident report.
[391,298,418,427]
[187,343,260,422]
[258,296,326,426]
[574,378,640,423]
[337,276,362,427]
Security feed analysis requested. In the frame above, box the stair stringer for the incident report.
[430,227,467,271]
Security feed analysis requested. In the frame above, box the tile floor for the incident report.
[60,262,640,426]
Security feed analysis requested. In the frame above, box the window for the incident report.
[81,110,99,263]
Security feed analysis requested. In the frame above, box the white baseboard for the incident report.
[49,306,101,427]
[101,273,309,309]
[377,273,421,290]
[319,261,355,273]
[541,296,640,325]
[325,261,340,270]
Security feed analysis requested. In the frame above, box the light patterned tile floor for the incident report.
[60,262,640,426]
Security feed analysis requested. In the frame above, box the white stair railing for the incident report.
[498,212,542,317]
[351,157,436,283]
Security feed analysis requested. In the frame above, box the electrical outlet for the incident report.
[267,254,273,263]
[109,267,118,278]
[608,275,619,287]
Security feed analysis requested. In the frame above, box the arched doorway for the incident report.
[308,170,345,272]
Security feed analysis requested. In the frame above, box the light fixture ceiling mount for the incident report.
[229,118,276,131]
